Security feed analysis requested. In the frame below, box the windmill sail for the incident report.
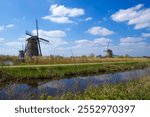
[26,31,35,37]
[103,42,113,57]
[36,19,42,56]
[39,38,49,42]
[25,19,49,57]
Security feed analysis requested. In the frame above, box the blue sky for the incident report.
[0,0,150,56]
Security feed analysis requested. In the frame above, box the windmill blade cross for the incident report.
[36,19,39,39]
[39,38,49,43]
[26,31,35,37]
[24,41,28,53]
[35,19,42,56]
[107,42,109,50]
[24,19,49,56]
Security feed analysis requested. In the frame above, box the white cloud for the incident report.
[42,4,84,23]
[75,38,112,48]
[32,29,68,47]
[109,36,150,56]
[5,42,22,46]
[0,30,68,56]
[43,16,73,24]
[87,26,114,36]
[0,26,4,31]
[142,33,150,38]
[0,47,19,55]
[94,38,112,44]
[0,24,14,31]
[1,36,149,57]
[32,30,66,38]
[0,38,5,43]
[18,37,26,41]
[113,44,150,56]
[50,4,84,17]
[6,24,14,28]
[85,17,92,21]
[120,37,144,43]
[111,4,150,29]
[75,39,91,47]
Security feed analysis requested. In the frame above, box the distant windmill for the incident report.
[25,19,49,57]
[103,42,113,57]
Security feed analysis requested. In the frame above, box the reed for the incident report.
[50,75,150,100]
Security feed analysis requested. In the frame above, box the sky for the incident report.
[0,0,150,57]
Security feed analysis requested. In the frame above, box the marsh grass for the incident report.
[53,75,150,100]
[0,61,149,80]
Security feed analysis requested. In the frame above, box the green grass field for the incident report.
[0,61,150,81]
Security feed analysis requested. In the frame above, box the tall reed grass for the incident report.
[51,75,150,100]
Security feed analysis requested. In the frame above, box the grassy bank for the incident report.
[0,56,149,65]
[0,61,150,81]
[43,75,150,100]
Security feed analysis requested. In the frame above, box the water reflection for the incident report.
[0,67,150,99]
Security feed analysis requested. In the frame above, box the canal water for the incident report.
[0,67,150,99]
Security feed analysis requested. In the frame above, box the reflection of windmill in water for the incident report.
[103,42,113,57]
[19,20,49,60]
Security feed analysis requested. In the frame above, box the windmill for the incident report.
[103,42,113,57]
[25,19,49,57]
[18,43,25,62]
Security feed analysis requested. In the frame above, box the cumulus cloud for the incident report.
[6,24,14,28]
[142,33,150,38]
[85,17,92,21]
[120,37,145,43]
[113,44,150,56]
[32,30,66,38]
[0,39,24,55]
[0,26,4,31]
[0,38,5,43]
[0,47,19,55]
[43,16,73,24]
[50,4,84,17]
[32,29,68,47]
[0,24,14,31]
[75,38,112,48]
[115,36,150,56]
[87,26,114,36]
[93,36,149,56]
[5,42,22,46]
[18,36,26,41]
[42,4,84,23]
[0,29,68,55]
[111,4,150,29]
[0,30,68,55]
